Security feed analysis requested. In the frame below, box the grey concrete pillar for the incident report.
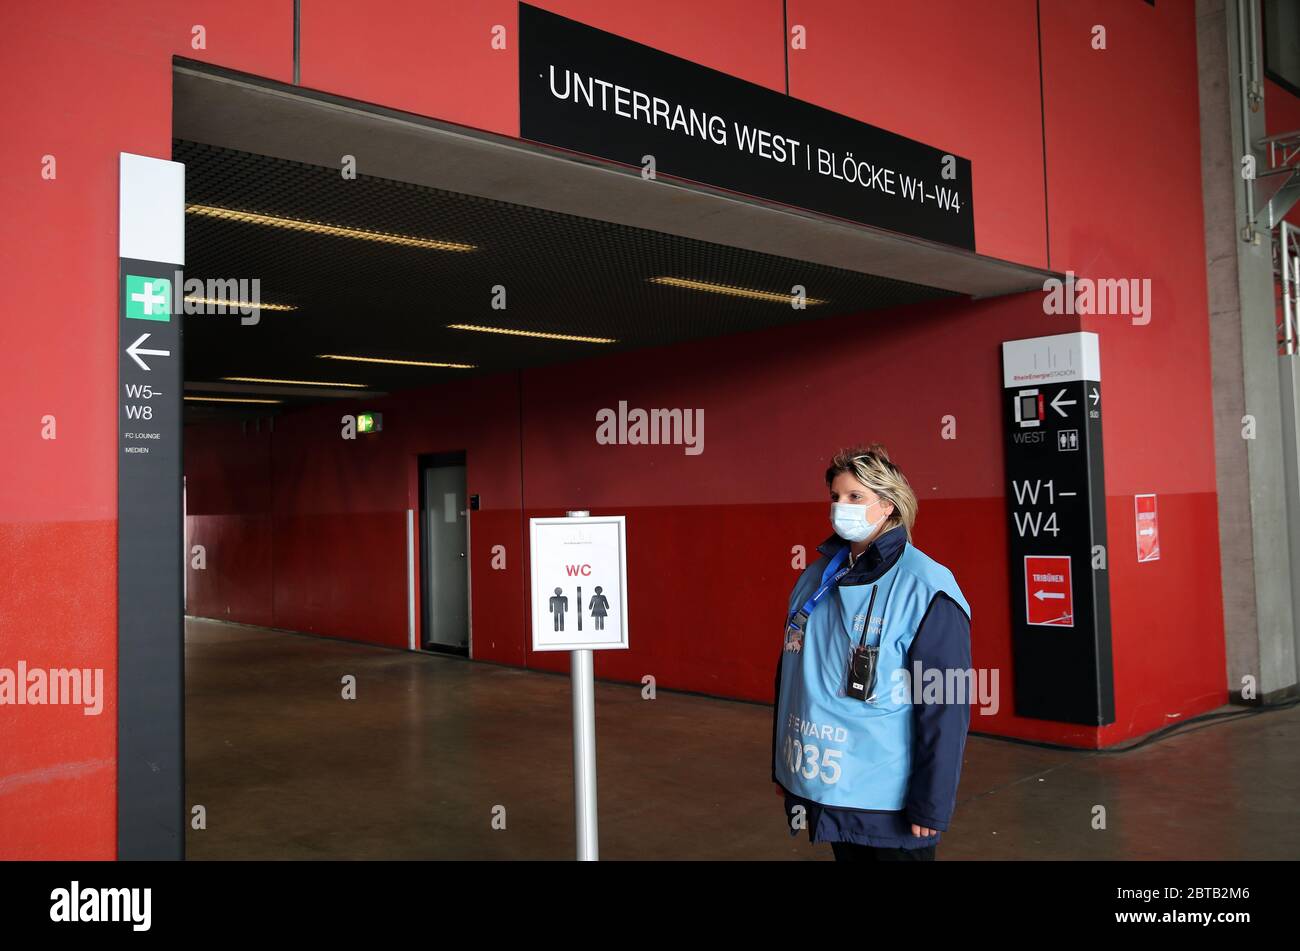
[1197,0,1298,703]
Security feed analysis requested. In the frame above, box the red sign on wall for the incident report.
[1024,555,1073,627]
[1135,494,1160,563]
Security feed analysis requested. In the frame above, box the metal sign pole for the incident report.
[565,510,599,861]
[571,647,598,861]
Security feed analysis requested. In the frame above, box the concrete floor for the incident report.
[184,617,1300,860]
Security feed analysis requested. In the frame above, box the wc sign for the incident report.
[529,515,629,651]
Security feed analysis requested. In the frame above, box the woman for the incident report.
[772,445,972,861]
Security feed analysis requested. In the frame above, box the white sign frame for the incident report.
[530,515,629,652]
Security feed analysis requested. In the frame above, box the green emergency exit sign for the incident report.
[125,274,172,321]
[358,412,382,433]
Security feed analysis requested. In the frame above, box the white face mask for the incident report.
[830,499,888,543]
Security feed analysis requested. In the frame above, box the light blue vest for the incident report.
[775,542,970,810]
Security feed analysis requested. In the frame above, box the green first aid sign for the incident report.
[125,274,172,321]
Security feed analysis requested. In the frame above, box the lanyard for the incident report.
[786,546,852,635]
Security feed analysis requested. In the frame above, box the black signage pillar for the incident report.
[117,153,185,858]
[1001,333,1114,725]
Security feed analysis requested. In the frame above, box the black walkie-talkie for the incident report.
[846,585,880,702]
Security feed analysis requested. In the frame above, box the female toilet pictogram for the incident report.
[588,586,609,631]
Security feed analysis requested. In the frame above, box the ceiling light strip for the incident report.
[317,354,476,369]
[183,296,297,312]
[648,276,825,306]
[185,204,476,252]
[184,396,283,404]
[446,324,617,343]
[221,376,367,388]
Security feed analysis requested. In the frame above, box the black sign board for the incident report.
[118,257,184,858]
[519,3,975,250]
[1001,334,1114,726]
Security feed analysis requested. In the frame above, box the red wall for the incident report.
[0,0,294,860]
[4,0,1227,858]
[788,0,1048,268]
[187,293,1055,706]
[187,377,526,655]
[1039,1,1226,743]
[300,0,789,141]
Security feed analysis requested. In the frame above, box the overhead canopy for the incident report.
[173,63,1057,409]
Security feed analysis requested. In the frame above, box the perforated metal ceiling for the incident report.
[177,140,956,412]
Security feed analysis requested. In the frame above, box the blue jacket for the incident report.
[772,525,972,848]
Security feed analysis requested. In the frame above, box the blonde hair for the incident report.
[825,444,918,539]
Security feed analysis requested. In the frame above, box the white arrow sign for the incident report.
[126,332,171,371]
[1090,386,1100,406]
[1033,589,1066,601]
[1050,389,1077,417]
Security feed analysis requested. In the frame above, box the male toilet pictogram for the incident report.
[549,587,569,631]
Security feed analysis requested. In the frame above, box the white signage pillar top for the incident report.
[119,152,185,265]
[1002,331,1100,388]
